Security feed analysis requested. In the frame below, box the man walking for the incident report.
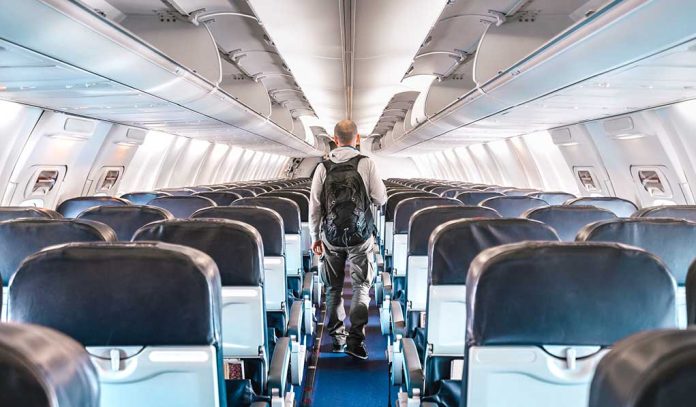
[309,119,387,360]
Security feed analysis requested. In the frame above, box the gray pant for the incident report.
[320,235,374,345]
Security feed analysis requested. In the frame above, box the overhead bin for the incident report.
[0,0,323,157]
[374,0,696,155]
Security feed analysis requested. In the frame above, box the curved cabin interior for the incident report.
[1,1,696,407]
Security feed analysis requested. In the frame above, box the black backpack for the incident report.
[321,155,373,247]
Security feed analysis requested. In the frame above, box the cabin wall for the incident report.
[415,98,696,208]
[0,100,291,208]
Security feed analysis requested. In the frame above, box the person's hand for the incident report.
[312,240,324,256]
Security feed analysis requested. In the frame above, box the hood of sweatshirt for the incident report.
[328,147,360,163]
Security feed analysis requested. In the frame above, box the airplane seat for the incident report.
[147,195,216,218]
[262,192,311,262]
[131,218,303,390]
[0,322,100,407]
[120,191,171,205]
[77,205,173,240]
[382,192,434,263]
[430,186,451,196]
[578,218,696,328]
[223,188,256,198]
[523,205,617,241]
[589,329,696,407]
[0,218,116,320]
[7,241,231,407]
[463,242,676,407]
[455,191,504,206]
[479,196,548,218]
[527,191,576,205]
[0,207,62,221]
[188,186,215,193]
[501,188,540,196]
[56,196,130,218]
[441,188,470,198]
[377,197,461,333]
[194,191,242,206]
[156,188,195,196]
[565,196,638,217]
[232,197,312,310]
[189,207,296,338]
[633,205,696,222]
[396,218,559,397]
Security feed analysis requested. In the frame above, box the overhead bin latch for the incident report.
[483,10,507,26]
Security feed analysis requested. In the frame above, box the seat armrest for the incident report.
[301,271,314,300]
[381,271,392,292]
[402,338,424,396]
[375,253,384,272]
[288,301,303,339]
[268,337,290,396]
[390,300,406,337]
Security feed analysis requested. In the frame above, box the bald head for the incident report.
[334,120,359,146]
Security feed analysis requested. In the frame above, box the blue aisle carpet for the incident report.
[308,278,399,406]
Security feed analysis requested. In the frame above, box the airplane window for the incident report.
[99,170,120,192]
[577,169,600,192]
[32,170,59,195]
[638,170,665,195]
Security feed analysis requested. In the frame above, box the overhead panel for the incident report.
[0,0,322,156]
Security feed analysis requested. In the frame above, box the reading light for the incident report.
[47,133,90,142]
[612,133,645,140]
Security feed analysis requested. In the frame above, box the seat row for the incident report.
[378,178,696,406]
[0,178,316,407]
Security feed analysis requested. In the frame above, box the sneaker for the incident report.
[332,340,346,353]
[346,342,368,360]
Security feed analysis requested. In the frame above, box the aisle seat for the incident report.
[461,242,676,407]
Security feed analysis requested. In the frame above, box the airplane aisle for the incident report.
[307,272,398,406]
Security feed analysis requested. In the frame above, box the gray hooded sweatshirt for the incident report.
[309,147,387,243]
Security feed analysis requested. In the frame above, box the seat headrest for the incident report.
[120,191,170,205]
[480,196,548,217]
[262,192,309,222]
[0,207,62,221]
[524,205,617,241]
[147,195,216,218]
[566,197,638,217]
[385,192,435,221]
[192,206,284,256]
[0,219,116,285]
[429,218,558,285]
[133,219,263,287]
[589,329,696,407]
[9,242,222,347]
[408,206,501,256]
[441,188,469,198]
[77,205,173,241]
[233,197,300,234]
[527,191,576,205]
[193,191,241,206]
[156,188,194,196]
[502,189,539,197]
[394,197,462,233]
[188,186,214,193]
[633,205,696,222]
[56,196,130,218]
[467,242,676,347]
[0,323,100,407]
[222,188,256,197]
[578,218,696,284]
[455,191,504,206]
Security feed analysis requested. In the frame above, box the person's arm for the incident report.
[309,163,326,255]
[367,159,387,206]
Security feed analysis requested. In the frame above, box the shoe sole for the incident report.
[345,349,368,360]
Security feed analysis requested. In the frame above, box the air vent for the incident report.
[263,34,275,47]
[603,117,634,135]
[64,118,95,133]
